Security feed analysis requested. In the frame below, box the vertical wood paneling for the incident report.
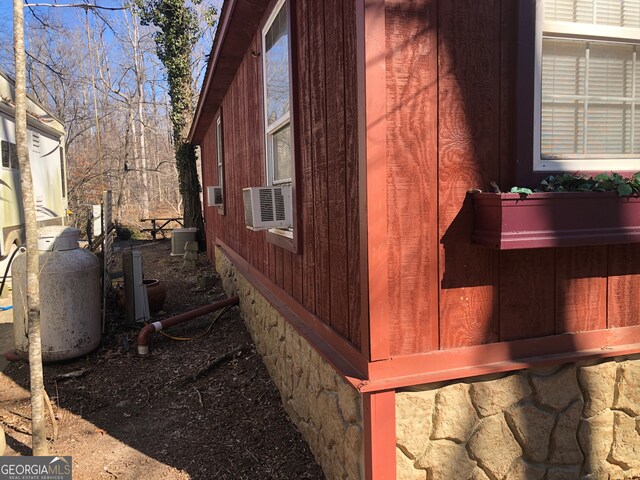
[283,250,294,297]
[197,4,360,349]
[269,244,277,286]
[500,0,517,193]
[385,0,440,356]
[437,0,500,349]
[276,247,284,289]
[297,0,317,314]
[608,244,640,328]
[325,0,349,338]
[344,0,361,349]
[200,0,638,359]
[360,0,389,360]
[499,250,555,341]
[225,77,237,253]
[310,0,332,324]
[555,246,607,333]
[252,34,269,278]
[238,56,250,266]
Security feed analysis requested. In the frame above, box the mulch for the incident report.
[0,238,324,480]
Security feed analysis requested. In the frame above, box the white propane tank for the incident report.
[12,226,101,362]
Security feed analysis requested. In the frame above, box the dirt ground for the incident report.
[0,239,324,479]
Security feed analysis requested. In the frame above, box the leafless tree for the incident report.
[13,0,47,456]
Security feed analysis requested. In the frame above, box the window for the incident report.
[1,141,9,168]
[215,112,224,212]
[262,0,293,186]
[260,0,297,250]
[535,0,640,171]
[2,140,19,170]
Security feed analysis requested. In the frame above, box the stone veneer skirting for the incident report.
[215,247,364,480]
[397,356,640,480]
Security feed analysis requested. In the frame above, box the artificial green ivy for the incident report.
[510,172,640,197]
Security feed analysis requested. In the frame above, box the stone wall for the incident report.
[396,356,640,480]
[215,248,364,480]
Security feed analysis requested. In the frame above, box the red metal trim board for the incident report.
[364,391,396,480]
[358,0,389,362]
[219,237,640,393]
[216,239,369,381]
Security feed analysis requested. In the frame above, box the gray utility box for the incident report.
[171,228,198,256]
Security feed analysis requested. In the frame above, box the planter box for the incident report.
[472,192,640,249]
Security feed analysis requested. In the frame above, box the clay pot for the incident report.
[144,279,166,313]
[116,279,166,314]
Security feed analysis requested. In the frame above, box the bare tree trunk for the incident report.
[132,15,150,218]
[13,0,48,456]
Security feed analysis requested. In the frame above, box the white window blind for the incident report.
[544,0,640,26]
[538,0,640,168]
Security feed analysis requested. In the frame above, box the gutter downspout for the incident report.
[137,296,239,355]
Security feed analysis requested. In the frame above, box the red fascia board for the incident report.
[189,0,269,143]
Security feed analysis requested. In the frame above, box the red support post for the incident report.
[363,390,396,480]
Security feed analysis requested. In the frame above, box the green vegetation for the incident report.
[114,221,146,241]
[510,172,640,197]
[135,0,216,236]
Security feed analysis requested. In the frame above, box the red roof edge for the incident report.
[188,0,269,144]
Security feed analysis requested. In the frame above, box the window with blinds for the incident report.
[536,0,640,170]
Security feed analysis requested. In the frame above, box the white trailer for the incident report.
[0,70,67,270]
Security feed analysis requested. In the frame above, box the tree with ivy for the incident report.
[136,0,215,238]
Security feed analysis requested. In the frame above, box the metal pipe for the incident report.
[0,246,25,297]
[137,295,239,355]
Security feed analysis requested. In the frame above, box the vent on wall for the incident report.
[32,133,40,153]
[207,186,223,207]
[243,186,292,230]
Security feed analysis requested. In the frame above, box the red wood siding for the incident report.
[384,0,439,355]
[384,0,640,356]
[200,0,361,349]
[199,0,640,362]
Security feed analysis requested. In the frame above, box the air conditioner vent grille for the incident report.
[274,188,286,220]
[259,188,275,222]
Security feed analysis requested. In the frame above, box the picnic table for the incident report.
[140,217,183,240]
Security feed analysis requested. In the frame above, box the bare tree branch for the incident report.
[24,3,132,10]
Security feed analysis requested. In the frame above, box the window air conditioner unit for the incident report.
[243,185,292,230]
[207,186,223,207]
